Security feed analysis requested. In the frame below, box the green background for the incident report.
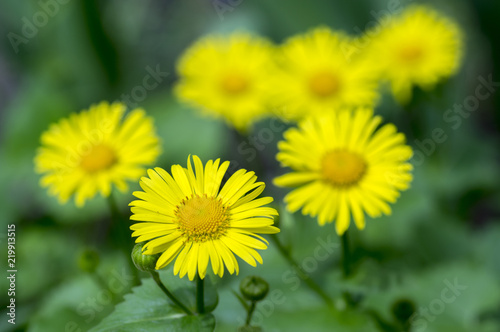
[1,0,499,331]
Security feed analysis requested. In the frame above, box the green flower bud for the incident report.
[240,276,269,302]
[131,243,160,272]
[78,248,100,273]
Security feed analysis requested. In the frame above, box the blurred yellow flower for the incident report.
[270,27,379,121]
[367,5,463,103]
[175,32,275,131]
[130,155,279,280]
[274,109,413,235]
[35,101,161,207]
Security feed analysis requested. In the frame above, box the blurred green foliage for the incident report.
[1,0,499,331]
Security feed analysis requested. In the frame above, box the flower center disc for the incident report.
[321,150,367,186]
[80,144,117,173]
[398,45,424,63]
[309,71,341,98]
[220,73,249,95]
[176,195,229,242]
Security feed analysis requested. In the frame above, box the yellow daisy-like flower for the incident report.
[270,27,379,121]
[130,155,279,280]
[274,109,413,235]
[175,32,275,131]
[367,5,463,103]
[35,101,161,207]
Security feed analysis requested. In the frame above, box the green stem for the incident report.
[245,301,256,326]
[270,234,333,306]
[341,230,351,278]
[232,290,250,311]
[107,192,121,216]
[196,274,205,314]
[150,271,193,316]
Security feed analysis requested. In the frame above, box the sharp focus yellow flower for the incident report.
[367,5,463,103]
[274,109,413,235]
[175,32,275,131]
[270,27,379,121]
[35,102,161,207]
[130,155,279,280]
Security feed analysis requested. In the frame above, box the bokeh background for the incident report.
[1,0,500,331]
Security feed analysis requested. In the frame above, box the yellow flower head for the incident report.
[130,155,279,280]
[35,101,161,207]
[175,32,275,131]
[367,5,463,103]
[270,27,379,121]
[274,109,413,235]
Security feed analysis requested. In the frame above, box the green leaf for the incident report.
[90,268,217,332]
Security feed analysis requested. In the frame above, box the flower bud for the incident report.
[240,276,269,302]
[131,243,160,272]
[78,248,99,273]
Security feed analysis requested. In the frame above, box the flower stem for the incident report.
[245,301,257,326]
[196,274,205,314]
[150,271,193,315]
[341,230,351,278]
[270,234,333,307]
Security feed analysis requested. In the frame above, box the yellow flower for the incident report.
[270,27,379,121]
[367,5,463,103]
[130,155,279,280]
[175,32,275,131]
[35,101,161,207]
[274,109,413,235]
